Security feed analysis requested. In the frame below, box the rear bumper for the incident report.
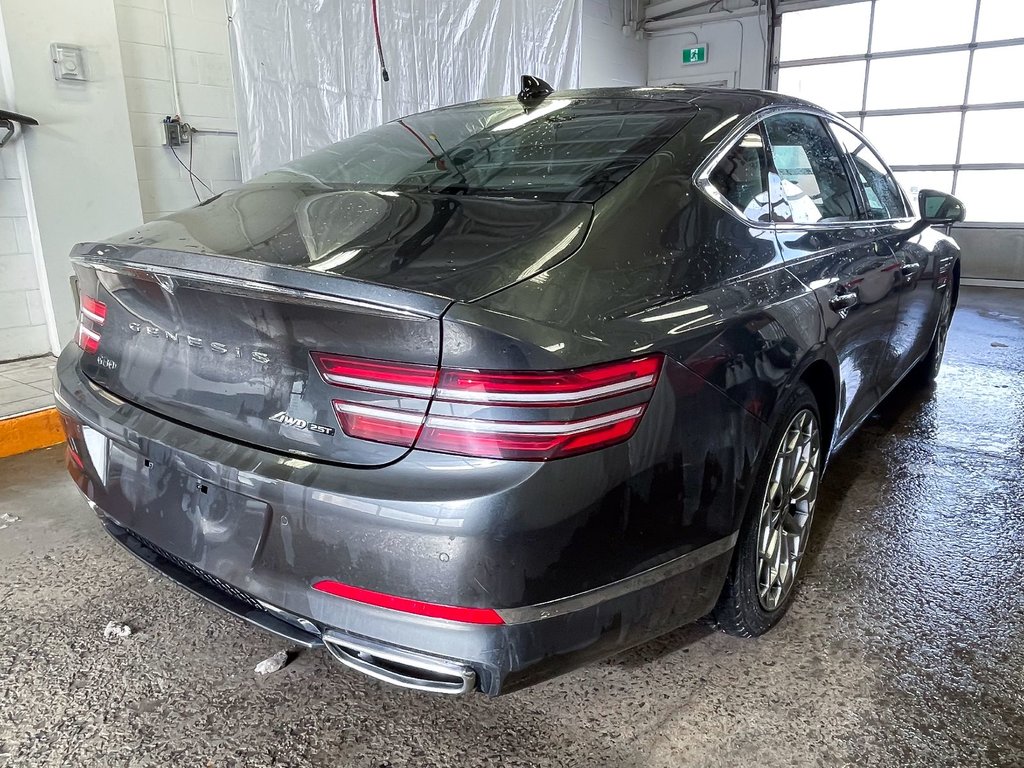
[55,346,743,695]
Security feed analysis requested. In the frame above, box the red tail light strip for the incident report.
[435,356,662,406]
[311,352,437,397]
[75,295,107,355]
[334,400,647,460]
[76,324,101,355]
[425,405,644,435]
[334,402,424,448]
[80,296,107,325]
[313,351,663,460]
[312,579,506,625]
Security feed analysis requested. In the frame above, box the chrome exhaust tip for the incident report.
[323,630,476,696]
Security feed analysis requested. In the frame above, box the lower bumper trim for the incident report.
[496,531,738,624]
[103,518,325,649]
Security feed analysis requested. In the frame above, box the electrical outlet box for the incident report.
[51,43,86,82]
[164,122,190,147]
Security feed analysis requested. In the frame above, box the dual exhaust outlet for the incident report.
[322,630,477,696]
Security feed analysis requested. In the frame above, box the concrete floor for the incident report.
[1,287,1022,767]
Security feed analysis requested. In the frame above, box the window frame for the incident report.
[825,117,911,221]
[761,111,863,225]
[694,105,915,230]
[703,122,773,224]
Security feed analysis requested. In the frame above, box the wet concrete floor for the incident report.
[0,286,1022,767]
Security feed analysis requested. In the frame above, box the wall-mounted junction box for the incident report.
[164,121,190,147]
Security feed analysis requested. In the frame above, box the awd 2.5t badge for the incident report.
[269,411,335,436]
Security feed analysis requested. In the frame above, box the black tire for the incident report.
[914,285,954,383]
[712,382,823,637]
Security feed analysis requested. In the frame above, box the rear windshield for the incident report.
[278,97,696,202]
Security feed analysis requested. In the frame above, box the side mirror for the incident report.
[918,189,966,226]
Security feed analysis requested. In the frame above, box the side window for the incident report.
[763,113,859,224]
[830,122,909,220]
[708,128,771,223]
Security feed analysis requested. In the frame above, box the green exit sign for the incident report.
[682,44,707,65]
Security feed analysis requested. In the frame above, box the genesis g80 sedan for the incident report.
[56,79,965,696]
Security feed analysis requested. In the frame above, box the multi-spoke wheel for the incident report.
[712,383,823,637]
[755,409,820,611]
[917,286,954,383]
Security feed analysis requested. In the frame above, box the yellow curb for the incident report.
[0,407,65,459]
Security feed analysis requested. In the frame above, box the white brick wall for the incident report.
[0,75,48,361]
[581,0,648,88]
[114,0,241,221]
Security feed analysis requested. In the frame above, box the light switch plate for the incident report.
[51,43,86,82]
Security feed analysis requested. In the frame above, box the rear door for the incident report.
[764,111,903,436]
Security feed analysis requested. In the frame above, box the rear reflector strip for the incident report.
[312,580,505,625]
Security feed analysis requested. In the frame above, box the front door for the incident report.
[829,120,937,391]
[762,112,903,437]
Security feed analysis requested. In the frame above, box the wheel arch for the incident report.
[799,358,839,457]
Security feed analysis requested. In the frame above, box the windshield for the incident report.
[276,97,697,202]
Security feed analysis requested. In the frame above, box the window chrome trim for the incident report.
[693,105,919,231]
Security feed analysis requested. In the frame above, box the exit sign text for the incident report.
[682,44,707,65]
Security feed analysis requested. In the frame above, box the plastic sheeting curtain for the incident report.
[228,0,583,179]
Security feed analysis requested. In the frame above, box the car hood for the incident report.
[106,183,593,303]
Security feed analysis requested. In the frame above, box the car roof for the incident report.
[540,86,832,118]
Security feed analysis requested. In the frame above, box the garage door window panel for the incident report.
[865,52,970,111]
[976,0,1024,42]
[764,114,858,225]
[954,170,1024,223]
[870,0,976,52]
[779,4,872,60]
[968,47,1024,104]
[777,62,867,115]
[960,109,1024,165]
[860,113,963,168]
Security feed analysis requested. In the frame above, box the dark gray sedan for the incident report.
[55,82,964,695]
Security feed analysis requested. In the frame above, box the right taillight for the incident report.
[312,353,663,461]
[75,294,106,355]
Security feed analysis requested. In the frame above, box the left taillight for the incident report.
[312,352,663,461]
[75,294,106,355]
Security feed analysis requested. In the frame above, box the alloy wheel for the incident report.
[756,409,821,611]
[932,291,953,378]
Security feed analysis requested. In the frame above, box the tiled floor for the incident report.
[0,356,56,419]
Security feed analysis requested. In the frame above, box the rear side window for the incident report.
[830,122,908,220]
[763,113,859,224]
[708,128,771,222]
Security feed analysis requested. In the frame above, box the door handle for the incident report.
[829,291,859,312]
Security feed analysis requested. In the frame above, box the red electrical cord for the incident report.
[371,0,389,82]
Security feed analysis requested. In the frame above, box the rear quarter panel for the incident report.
[451,106,828,583]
